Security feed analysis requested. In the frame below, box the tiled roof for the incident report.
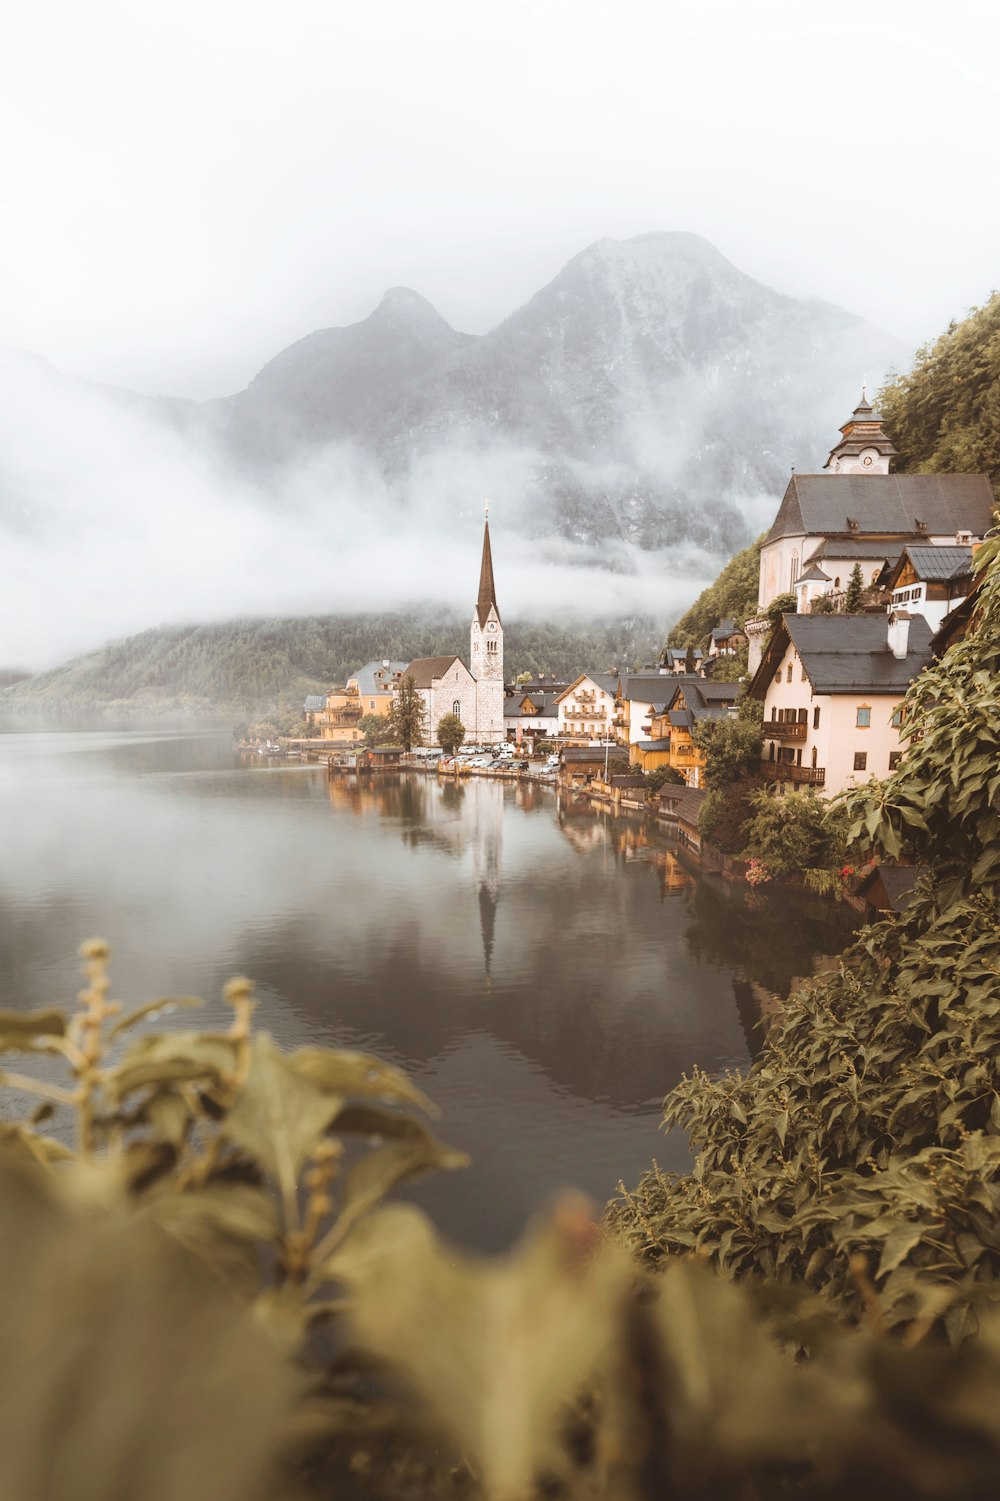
[856,863,928,912]
[347,660,409,695]
[765,473,994,545]
[890,545,974,583]
[303,695,326,711]
[404,656,462,688]
[774,614,935,695]
[812,539,905,563]
[659,785,706,826]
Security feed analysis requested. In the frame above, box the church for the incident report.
[756,393,994,614]
[404,515,505,746]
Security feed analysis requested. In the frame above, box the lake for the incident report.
[0,730,858,1250]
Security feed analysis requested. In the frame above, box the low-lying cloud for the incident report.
[0,351,758,671]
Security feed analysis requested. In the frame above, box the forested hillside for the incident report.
[879,291,1000,495]
[665,535,763,649]
[0,610,664,724]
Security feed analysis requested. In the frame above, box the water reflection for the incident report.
[0,733,857,1250]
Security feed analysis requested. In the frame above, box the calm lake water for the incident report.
[0,730,858,1250]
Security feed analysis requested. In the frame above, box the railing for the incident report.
[763,721,807,741]
[759,762,826,787]
[573,708,608,720]
[573,691,596,703]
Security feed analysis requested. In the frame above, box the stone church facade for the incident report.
[406,517,505,745]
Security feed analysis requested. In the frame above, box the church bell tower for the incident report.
[470,505,504,744]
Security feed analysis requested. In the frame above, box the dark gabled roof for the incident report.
[659,785,706,827]
[765,473,994,545]
[303,695,326,711]
[662,647,703,664]
[668,705,733,731]
[795,564,831,583]
[811,538,905,562]
[562,745,607,763]
[475,520,501,627]
[504,692,557,717]
[886,545,974,586]
[693,678,741,702]
[751,614,935,698]
[404,655,462,688]
[856,863,928,912]
[710,618,741,641]
[621,673,681,700]
[634,739,671,750]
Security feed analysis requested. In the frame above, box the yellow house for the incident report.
[641,679,741,787]
[346,660,408,720]
[319,687,364,743]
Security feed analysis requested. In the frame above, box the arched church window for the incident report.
[452,700,461,716]
[790,552,799,590]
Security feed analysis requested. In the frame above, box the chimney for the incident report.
[382,659,390,667]
[887,610,911,660]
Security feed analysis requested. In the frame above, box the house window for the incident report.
[771,706,777,721]
[856,706,871,728]
[786,664,793,683]
[888,751,903,771]
[854,752,868,771]
[790,552,799,590]
[811,746,817,769]
[800,665,807,681]
[891,707,902,728]
[813,706,820,729]
[370,700,376,710]
[452,700,461,716]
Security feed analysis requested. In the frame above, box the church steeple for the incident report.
[823,390,898,474]
[476,511,501,626]
[469,502,504,744]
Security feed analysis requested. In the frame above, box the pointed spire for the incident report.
[476,510,501,627]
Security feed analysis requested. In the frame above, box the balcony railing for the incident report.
[760,761,826,787]
[764,721,807,741]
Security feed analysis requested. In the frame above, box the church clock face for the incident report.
[487,621,496,631]
[862,455,873,468]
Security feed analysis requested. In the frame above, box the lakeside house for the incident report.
[556,673,618,741]
[504,684,564,743]
[630,675,741,784]
[707,619,747,660]
[749,611,934,797]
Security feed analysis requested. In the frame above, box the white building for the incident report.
[757,395,993,612]
[405,517,505,746]
[556,674,618,741]
[749,612,935,798]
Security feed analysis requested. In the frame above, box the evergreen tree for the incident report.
[388,676,425,752]
[844,562,865,613]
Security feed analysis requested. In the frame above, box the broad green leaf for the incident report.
[289,1046,438,1116]
[329,1197,631,1500]
[334,1122,468,1238]
[224,1034,342,1200]
[108,1032,237,1101]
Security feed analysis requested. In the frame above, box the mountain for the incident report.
[211,232,907,551]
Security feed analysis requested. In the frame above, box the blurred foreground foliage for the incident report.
[4,936,1000,1499]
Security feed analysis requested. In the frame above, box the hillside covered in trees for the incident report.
[0,610,665,725]
[878,291,1000,495]
[665,534,763,650]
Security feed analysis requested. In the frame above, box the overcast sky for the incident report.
[2,0,998,399]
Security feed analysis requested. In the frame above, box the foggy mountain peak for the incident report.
[0,230,911,669]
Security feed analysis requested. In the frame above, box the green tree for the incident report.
[844,562,865,613]
[436,713,466,756]
[358,712,390,748]
[741,787,848,877]
[765,591,797,625]
[388,676,425,752]
[691,715,762,787]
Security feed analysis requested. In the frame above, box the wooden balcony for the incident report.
[760,761,826,787]
[764,720,807,741]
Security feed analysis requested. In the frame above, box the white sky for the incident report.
[2,0,999,398]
